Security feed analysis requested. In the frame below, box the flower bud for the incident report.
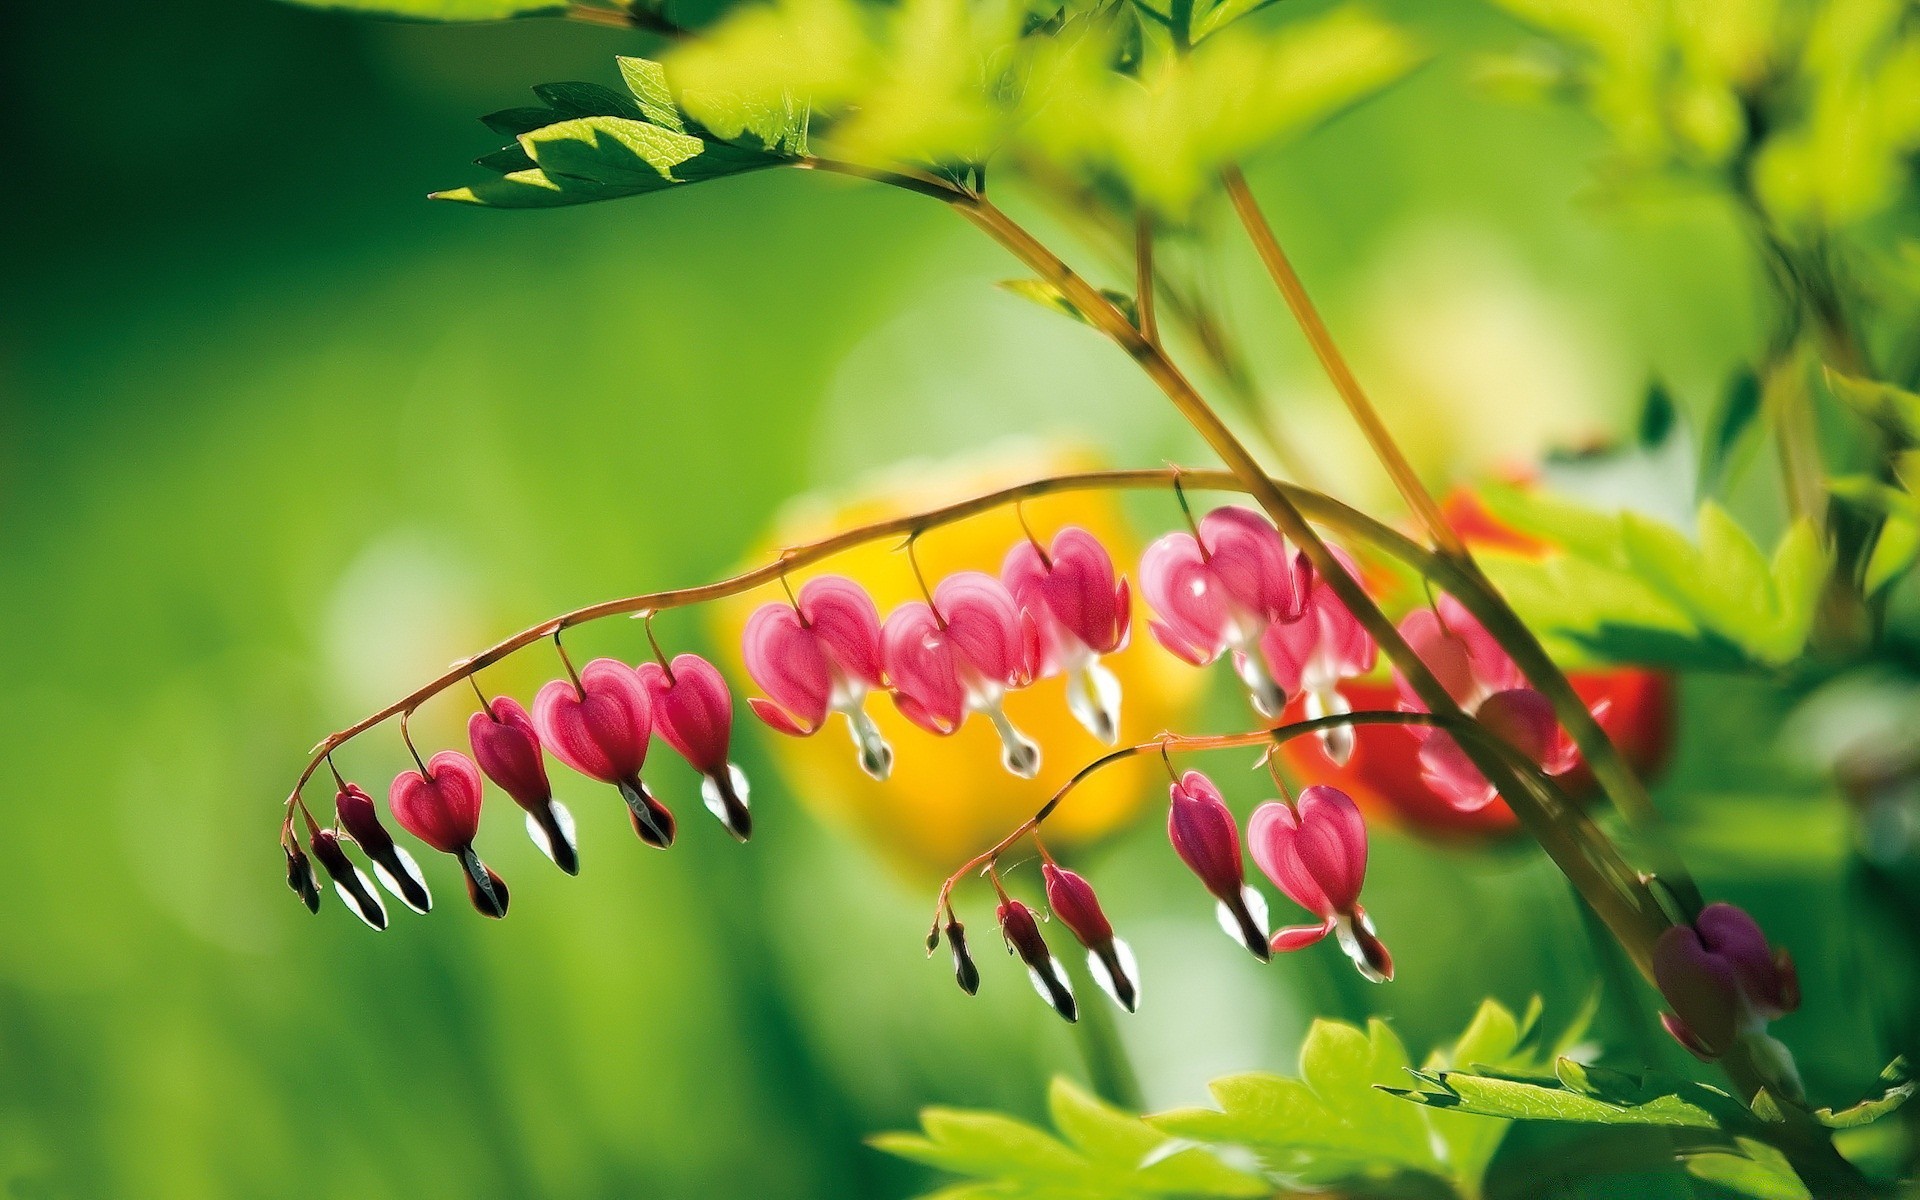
[945,917,980,996]
[1042,864,1138,1012]
[336,782,432,913]
[639,654,752,842]
[998,898,1076,1022]
[470,696,578,875]
[285,843,322,914]
[1168,771,1269,960]
[308,828,388,931]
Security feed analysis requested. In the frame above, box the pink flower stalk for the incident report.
[1260,548,1377,766]
[1247,785,1392,982]
[997,898,1076,1022]
[1140,506,1304,718]
[389,750,509,919]
[307,827,388,930]
[1395,595,1578,812]
[638,653,752,843]
[1167,770,1270,959]
[1653,903,1801,1091]
[743,576,894,780]
[533,658,675,848]
[1003,527,1131,744]
[336,781,433,912]
[883,572,1044,778]
[469,696,578,875]
[1042,863,1138,1011]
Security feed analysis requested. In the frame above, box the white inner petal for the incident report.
[1066,658,1122,745]
[1088,939,1141,1012]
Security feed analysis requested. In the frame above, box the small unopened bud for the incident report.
[946,918,980,996]
[285,843,322,914]
[1168,771,1269,959]
[336,783,432,913]
[998,899,1076,1022]
[309,829,388,931]
[1653,903,1799,1064]
[1042,864,1138,1012]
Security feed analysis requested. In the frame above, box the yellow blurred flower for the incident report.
[710,446,1201,877]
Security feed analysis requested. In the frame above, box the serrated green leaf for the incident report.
[616,55,689,131]
[1815,1058,1915,1129]
[1683,1138,1811,1200]
[532,81,648,121]
[1866,512,1920,595]
[1763,518,1828,662]
[275,0,561,19]
[1386,1060,1737,1130]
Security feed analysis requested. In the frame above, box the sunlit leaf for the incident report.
[1683,1138,1811,1200]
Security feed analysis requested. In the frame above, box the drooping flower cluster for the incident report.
[742,524,1134,780]
[1653,903,1801,1067]
[287,639,754,925]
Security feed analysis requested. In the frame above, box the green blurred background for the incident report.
[1,0,1881,1195]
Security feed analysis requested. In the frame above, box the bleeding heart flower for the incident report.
[638,653,752,842]
[336,780,433,912]
[1140,506,1305,718]
[997,897,1076,1022]
[1395,595,1579,812]
[469,696,577,875]
[1042,863,1138,1011]
[743,576,894,780]
[1247,785,1391,981]
[1003,526,1131,744]
[389,750,509,919]
[1167,770,1269,959]
[1259,547,1376,766]
[533,657,675,848]
[883,572,1043,778]
[1653,903,1801,1067]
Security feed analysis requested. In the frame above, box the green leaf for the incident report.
[1385,1060,1743,1131]
[1815,1058,1915,1130]
[872,1078,1267,1200]
[435,57,806,209]
[1826,369,1920,447]
[1865,512,1920,595]
[275,0,561,19]
[1683,1138,1812,1200]
[998,279,1139,329]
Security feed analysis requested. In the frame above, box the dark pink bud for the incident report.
[638,654,751,842]
[336,782,432,913]
[1653,903,1800,1061]
[945,918,980,996]
[533,659,674,848]
[469,697,577,875]
[1169,771,1270,960]
[308,828,388,931]
[997,899,1077,1022]
[1248,786,1389,981]
[1042,864,1138,1012]
[389,750,508,919]
[285,843,322,914]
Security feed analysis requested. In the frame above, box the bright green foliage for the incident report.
[1812,1057,1915,1130]
[1683,1138,1814,1200]
[1474,487,1831,669]
[275,0,561,19]
[1146,999,1566,1197]
[432,57,807,208]
[1385,1058,1746,1129]
[1481,0,1920,227]
[869,1077,1269,1199]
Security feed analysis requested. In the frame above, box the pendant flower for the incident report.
[1167,770,1270,959]
[389,750,509,919]
[883,572,1043,778]
[638,652,752,842]
[1653,902,1801,1091]
[469,695,577,875]
[1140,506,1304,718]
[533,657,676,848]
[743,575,894,780]
[335,780,434,911]
[1247,785,1392,981]
[307,828,388,930]
[1003,526,1131,744]
[1042,863,1139,1011]
[997,897,1076,1022]
[1260,548,1376,765]
[1396,595,1577,812]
